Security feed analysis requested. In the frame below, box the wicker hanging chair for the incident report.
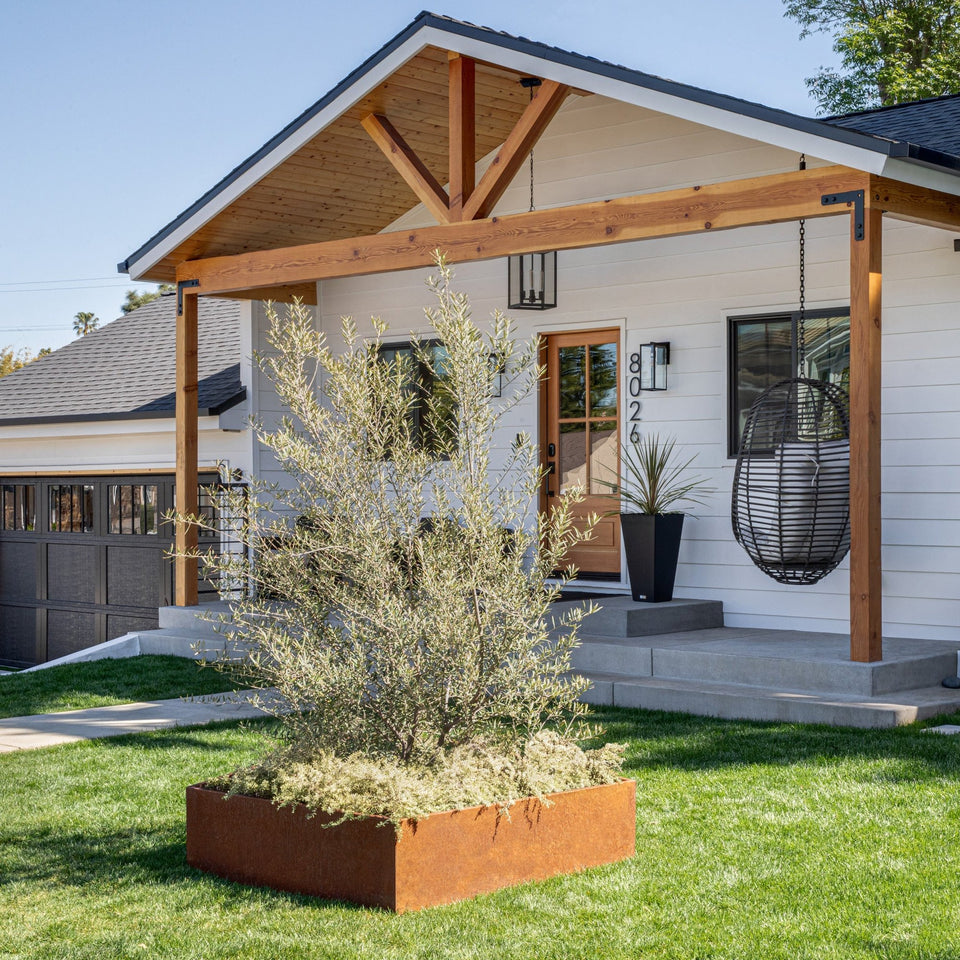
[731,160,851,585]
[731,377,850,584]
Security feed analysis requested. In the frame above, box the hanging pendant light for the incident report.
[731,155,851,585]
[508,78,557,311]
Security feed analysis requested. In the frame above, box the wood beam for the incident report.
[870,175,960,232]
[175,289,199,607]
[361,113,452,224]
[462,79,569,221]
[849,204,883,662]
[176,166,869,295]
[448,53,475,220]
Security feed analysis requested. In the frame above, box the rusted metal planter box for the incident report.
[186,778,636,912]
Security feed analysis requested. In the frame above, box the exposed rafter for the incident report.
[360,113,453,224]
[462,79,569,221]
[448,53,475,219]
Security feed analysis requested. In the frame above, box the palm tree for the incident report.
[72,311,99,337]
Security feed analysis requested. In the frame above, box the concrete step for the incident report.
[648,633,960,697]
[158,601,233,634]
[554,597,724,638]
[136,627,249,661]
[579,672,960,729]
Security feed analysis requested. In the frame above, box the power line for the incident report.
[0,276,124,287]
[0,283,135,294]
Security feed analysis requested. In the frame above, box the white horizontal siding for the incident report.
[311,96,960,644]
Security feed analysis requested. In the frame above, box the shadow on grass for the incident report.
[587,705,960,780]
[0,821,370,913]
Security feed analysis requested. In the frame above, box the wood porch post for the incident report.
[849,205,883,662]
[175,285,199,607]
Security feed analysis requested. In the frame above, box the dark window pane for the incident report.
[133,485,143,535]
[804,314,850,390]
[558,346,586,419]
[21,485,35,531]
[2,485,13,530]
[145,485,158,535]
[109,486,121,534]
[589,344,618,417]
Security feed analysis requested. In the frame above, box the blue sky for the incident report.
[0,0,837,355]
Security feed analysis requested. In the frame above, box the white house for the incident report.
[10,13,960,684]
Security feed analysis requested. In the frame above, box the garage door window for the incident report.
[49,484,94,533]
[108,484,159,535]
[1,484,36,531]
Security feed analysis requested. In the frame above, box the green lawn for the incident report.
[0,655,243,719]
[2,708,960,959]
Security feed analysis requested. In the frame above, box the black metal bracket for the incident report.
[177,278,200,316]
[821,189,865,241]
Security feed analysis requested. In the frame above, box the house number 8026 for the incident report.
[627,351,642,443]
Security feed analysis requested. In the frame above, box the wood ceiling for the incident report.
[147,46,553,284]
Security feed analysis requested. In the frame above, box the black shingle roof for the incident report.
[0,295,245,426]
[826,95,960,159]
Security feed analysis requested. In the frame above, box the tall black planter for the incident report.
[620,513,684,603]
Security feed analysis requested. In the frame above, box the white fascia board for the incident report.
[423,26,890,175]
[126,36,436,280]
[879,157,960,197]
[0,416,223,441]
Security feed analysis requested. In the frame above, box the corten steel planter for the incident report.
[621,512,684,602]
[186,778,636,912]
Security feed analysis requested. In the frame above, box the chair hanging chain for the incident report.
[798,154,806,375]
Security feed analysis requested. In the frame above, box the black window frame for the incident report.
[727,307,850,458]
[376,339,456,457]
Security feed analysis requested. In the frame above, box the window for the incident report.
[48,484,95,532]
[108,484,159,535]
[728,309,850,456]
[1,484,36,531]
[377,340,456,455]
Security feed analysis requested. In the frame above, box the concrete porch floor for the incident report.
[557,598,960,728]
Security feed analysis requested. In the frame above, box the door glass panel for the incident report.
[589,343,618,417]
[145,485,158,535]
[558,346,586,419]
[559,421,587,492]
[20,486,36,531]
[2,486,12,530]
[589,420,619,494]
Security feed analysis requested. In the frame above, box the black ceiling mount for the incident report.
[821,189,865,241]
[177,278,200,316]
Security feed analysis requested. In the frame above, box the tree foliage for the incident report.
[0,345,50,379]
[196,260,601,773]
[784,0,960,113]
[72,311,99,337]
[121,283,175,315]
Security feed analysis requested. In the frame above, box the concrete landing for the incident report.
[565,599,960,728]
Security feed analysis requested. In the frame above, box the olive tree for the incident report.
[200,259,595,767]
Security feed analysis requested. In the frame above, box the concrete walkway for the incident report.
[0,690,269,753]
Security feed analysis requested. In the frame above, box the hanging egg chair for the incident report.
[731,159,851,585]
[731,377,850,584]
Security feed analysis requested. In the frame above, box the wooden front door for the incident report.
[542,330,621,579]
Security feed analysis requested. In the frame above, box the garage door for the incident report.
[0,474,224,667]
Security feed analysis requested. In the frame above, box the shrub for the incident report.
[191,257,620,814]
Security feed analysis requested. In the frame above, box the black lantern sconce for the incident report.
[640,341,670,390]
[508,251,557,310]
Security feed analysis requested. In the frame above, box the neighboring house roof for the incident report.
[119,11,960,282]
[0,295,245,426]
[827,95,960,160]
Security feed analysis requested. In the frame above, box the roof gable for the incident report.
[120,12,960,283]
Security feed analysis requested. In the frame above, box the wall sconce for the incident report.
[508,251,557,310]
[640,342,670,390]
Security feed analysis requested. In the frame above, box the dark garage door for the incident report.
[0,474,222,667]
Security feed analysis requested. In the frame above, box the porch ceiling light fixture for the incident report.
[639,342,670,391]
[508,78,557,311]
